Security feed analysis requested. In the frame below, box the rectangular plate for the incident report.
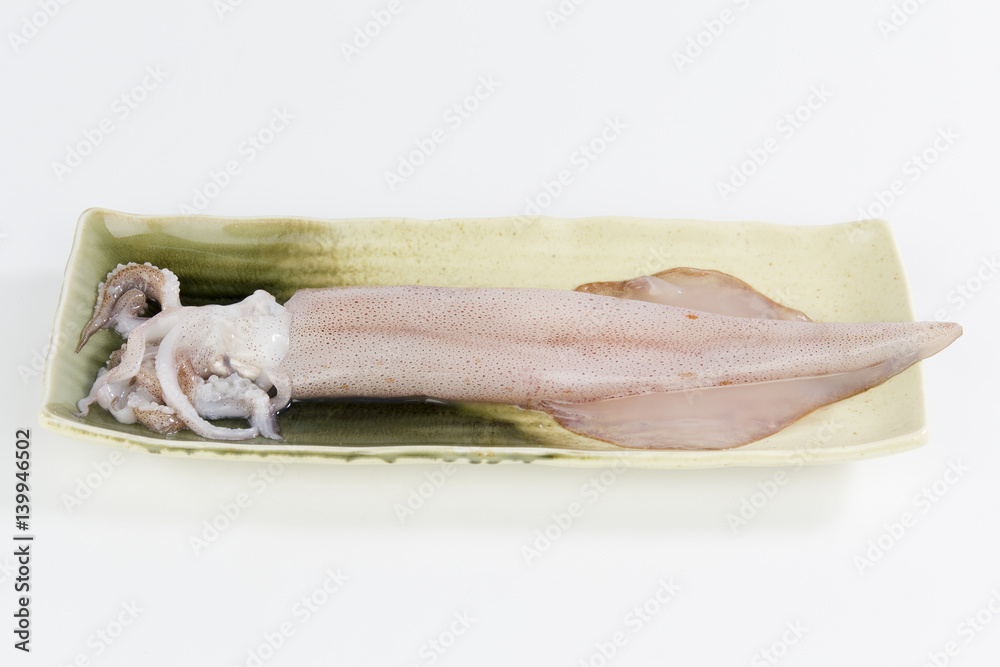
[39,209,927,468]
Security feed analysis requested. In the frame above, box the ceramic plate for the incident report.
[39,209,929,467]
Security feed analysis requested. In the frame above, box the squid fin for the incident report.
[575,267,811,321]
[539,359,910,450]
[538,317,963,450]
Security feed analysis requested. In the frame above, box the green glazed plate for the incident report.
[39,209,929,468]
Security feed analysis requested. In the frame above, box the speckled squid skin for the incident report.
[278,285,959,407]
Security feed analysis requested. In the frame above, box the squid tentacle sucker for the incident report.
[75,263,961,449]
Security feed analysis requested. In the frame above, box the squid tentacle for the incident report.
[153,323,260,440]
[75,310,185,416]
[76,264,291,439]
[191,374,281,440]
[77,262,181,352]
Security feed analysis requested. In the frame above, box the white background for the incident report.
[2,1,999,665]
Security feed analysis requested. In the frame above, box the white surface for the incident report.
[1,1,997,665]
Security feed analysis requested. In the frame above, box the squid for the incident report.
[75,262,961,449]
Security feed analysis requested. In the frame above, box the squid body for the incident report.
[75,263,961,449]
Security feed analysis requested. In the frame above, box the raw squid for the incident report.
[75,263,961,449]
